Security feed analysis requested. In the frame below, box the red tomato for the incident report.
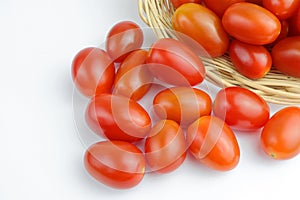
[84,141,145,189]
[261,107,300,160]
[145,120,187,173]
[153,87,212,126]
[271,36,300,78]
[85,94,151,142]
[288,7,300,35]
[202,0,246,17]
[229,39,272,79]
[246,0,262,5]
[269,20,289,46]
[262,0,300,20]
[213,87,270,131]
[222,2,281,45]
[186,116,240,171]
[171,0,202,9]
[113,49,153,101]
[71,47,115,97]
[106,21,143,63]
[172,3,229,57]
[146,38,206,86]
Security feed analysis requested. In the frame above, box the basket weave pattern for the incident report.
[138,0,300,105]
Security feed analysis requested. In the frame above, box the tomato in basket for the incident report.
[84,141,145,189]
[186,116,240,171]
[106,21,143,63]
[262,0,300,20]
[71,47,115,97]
[202,0,246,17]
[261,107,300,160]
[288,7,300,35]
[272,36,300,78]
[222,2,281,45]
[213,87,270,132]
[172,3,229,57]
[229,39,272,79]
[85,94,151,142]
[145,120,187,173]
[170,0,202,9]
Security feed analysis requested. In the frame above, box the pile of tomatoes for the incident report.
[71,0,300,190]
[171,0,300,79]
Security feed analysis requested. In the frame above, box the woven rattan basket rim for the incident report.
[138,0,300,105]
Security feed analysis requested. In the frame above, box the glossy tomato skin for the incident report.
[172,3,229,57]
[146,38,206,86]
[113,49,153,101]
[186,116,240,171]
[222,2,281,45]
[202,0,246,17]
[71,47,115,97]
[229,39,272,79]
[262,0,300,20]
[171,0,202,9]
[85,94,151,142]
[213,87,270,131]
[271,36,300,78]
[261,107,300,160]
[145,120,187,173]
[84,141,145,189]
[153,87,212,126]
[106,21,143,63]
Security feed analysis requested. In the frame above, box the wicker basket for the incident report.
[138,0,300,105]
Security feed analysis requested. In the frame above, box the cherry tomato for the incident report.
[146,38,206,86]
[186,116,240,171]
[288,7,300,35]
[172,3,229,57]
[153,87,212,126]
[71,47,115,97]
[171,0,202,9]
[202,0,246,17]
[261,107,300,160]
[113,49,153,101]
[262,0,300,20]
[145,120,187,173]
[229,39,272,79]
[84,141,145,189]
[85,94,151,142]
[213,87,270,132]
[269,20,289,46]
[106,21,143,63]
[271,36,300,78]
[222,2,281,45]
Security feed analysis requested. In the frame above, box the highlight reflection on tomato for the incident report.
[145,120,187,173]
[172,3,229,57]
[71,47,115,97]
[106,21,144,63]
[84,141,145,189]
[85,94,151,142]
[222,2,281,45]
[113,49,153,101]
[213,87,270,132]
[186,116,240,171]
[146,38,206,86]
[261,107,300,160]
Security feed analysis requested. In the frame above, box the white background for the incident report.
[1,0,299,199]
